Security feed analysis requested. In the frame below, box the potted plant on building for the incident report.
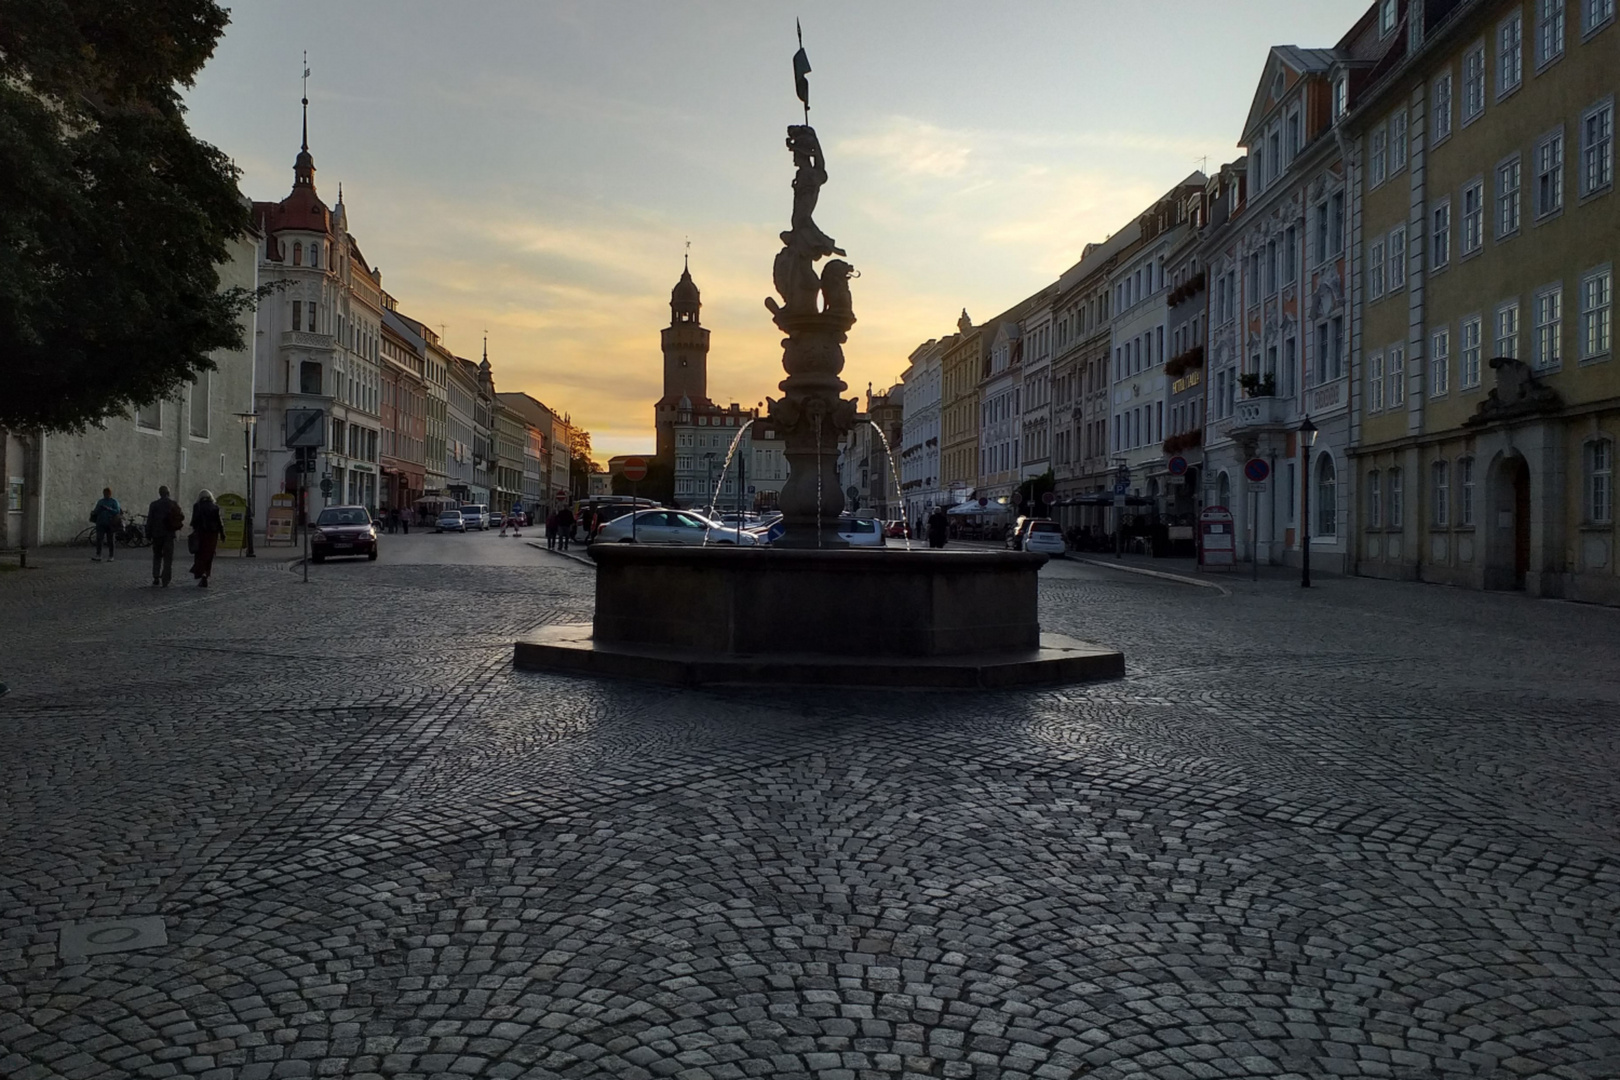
[1238,372,1277,398]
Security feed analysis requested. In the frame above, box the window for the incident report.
[1499,12,1523,95]
[1317,454,1338,536]
[1285,225,1298,282]
[309,242,320,269]
[1266,241,1278,294]
[1586,0,1617,33]
[1589,440,1614,523]
[1581,267,1613,358]
[292,241,302,266]
[1389,468,1404,528]
[1533,287,1563,368]
[1388,227,1406,291]
[1461,316,1484,388]
[307,302,318,332]
[1283,336,1297,398]
[1369,351,1385,412]
[1367,470,1383,528]
[1433,71,1454,142]
[1380,0,1398,35]
[1431,327,1451,396]
[1389,346,1407,408]
[1463,42,1487,122]
[1330,315,1345,380]
[1462,181,1485,254]
[1371,126,1387,186]
[1460,457,1476,525]
[1538,0,1566,65]
[1287,110,1302,159]
[300,360,323,395]
[1580,99,1613,196]
[1335,76,1348,121]
[136,401,161,431]
[1497,158,1523,237]
[1433,201,1452,269]
[1496,302,1521,359]
[189,372,209,438]
[291,301,302,332]
[1331,192,1345,254]
[1535,131,1565,217]
[1391,111,1408,172]
[1432,461,1450,526]
[1369,240,1386,299]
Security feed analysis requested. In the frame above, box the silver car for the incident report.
[436,510,466,533]
[595,509,759,545]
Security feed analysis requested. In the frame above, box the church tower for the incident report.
[654,259,712,461]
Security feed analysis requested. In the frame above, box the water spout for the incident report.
[702,419,755,546]
[866,420,910,551]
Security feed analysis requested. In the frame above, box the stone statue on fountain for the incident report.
[764,121,861,547]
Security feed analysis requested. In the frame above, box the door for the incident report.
[1511,457,1530,587]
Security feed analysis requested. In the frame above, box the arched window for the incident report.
[1316,453,1338,536]
[310,242,320,268]
[292,242,302,266]
[1217,471,1231,509]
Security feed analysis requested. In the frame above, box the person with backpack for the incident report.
[89,487,122,562]
[188,489,226,588]
[146,485,185,587]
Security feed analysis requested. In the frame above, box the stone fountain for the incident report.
[513,44,1123,689]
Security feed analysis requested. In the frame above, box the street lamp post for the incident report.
[234,411,259,557]
[1298,415,1318,588]
[705,452,717,515]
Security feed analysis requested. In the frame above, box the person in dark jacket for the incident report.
[147,485,184,587]
[555,505,576,550]
[188,489,226,587]
[927,506,949,549]
[90,487,122,562]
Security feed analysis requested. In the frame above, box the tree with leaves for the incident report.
[0,0,255,432]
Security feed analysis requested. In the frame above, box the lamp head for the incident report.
[1298,414,1319,448]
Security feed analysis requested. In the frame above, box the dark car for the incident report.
[311,505,378,562]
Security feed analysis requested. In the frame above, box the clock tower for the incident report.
[654,259,712,461]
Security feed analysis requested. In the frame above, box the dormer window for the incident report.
[1334,76,1349,121]
[1380,0,1398,36]
[292,241,303,266]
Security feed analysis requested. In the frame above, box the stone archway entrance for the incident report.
[1485,452,1531,590]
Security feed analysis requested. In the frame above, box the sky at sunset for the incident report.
[187,1,1370,461]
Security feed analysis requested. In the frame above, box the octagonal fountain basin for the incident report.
[512,544,1124,689]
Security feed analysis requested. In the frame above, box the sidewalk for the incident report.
[1075,549,1333,586]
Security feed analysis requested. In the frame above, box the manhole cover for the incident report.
[59,916,167,961]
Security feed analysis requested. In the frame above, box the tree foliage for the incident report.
[0,0,255,432]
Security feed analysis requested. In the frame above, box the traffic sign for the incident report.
[319,476,333,497]
[285,408,325,448]
[978,496,988,507]
[1167,455,1188,476]
[846,485,860,501]
[1243,457,1271,483]
[621,456,648,483]
[1114,481,1130,495]
[1041,491,1058,506]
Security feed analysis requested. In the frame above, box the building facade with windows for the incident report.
[899,336,948,527]
[1018,300,1055,499]
[323,203,384,512]
[977,311,1028,509]
[1349,0,1616,601]
[939,312,983,506]
[1,227,260,546]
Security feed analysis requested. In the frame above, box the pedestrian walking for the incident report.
[188,489,226,588]
[579,506,595,544]
[545,509,558,550]
[146,485,185,587]
[927,506,949,550]
[89,487,122,562]
[400,510,410,535]
[556,505,576,551]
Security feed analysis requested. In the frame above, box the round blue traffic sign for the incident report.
[1243,457,1271,483]
[1167,455,1188,476]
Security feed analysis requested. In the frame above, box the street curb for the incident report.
[1074,557,1229,595]
[525,541,594,567]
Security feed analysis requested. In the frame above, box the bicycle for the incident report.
[119,514,151,548]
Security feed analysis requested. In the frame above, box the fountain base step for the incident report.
[513,625,1124,689]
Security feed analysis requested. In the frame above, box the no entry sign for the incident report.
[621,456,648,483]
[1244,457,1271,483]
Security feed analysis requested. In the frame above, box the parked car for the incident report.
[310,505,378,562]
[594,509,760,545]
[883,520,911,539]
[436,510,466,533]
[460,504,489,531]
[1008,516,1066,556]
[751,515,885,547]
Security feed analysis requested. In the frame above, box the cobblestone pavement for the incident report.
[3,538,1620,1080]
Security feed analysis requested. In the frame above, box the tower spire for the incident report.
[301,52,310,151]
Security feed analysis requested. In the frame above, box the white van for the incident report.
[459,504,489,531]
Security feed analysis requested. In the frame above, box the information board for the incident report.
[1198,505,1236,569]
[266,492,296,545]
[217,493,248,550]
